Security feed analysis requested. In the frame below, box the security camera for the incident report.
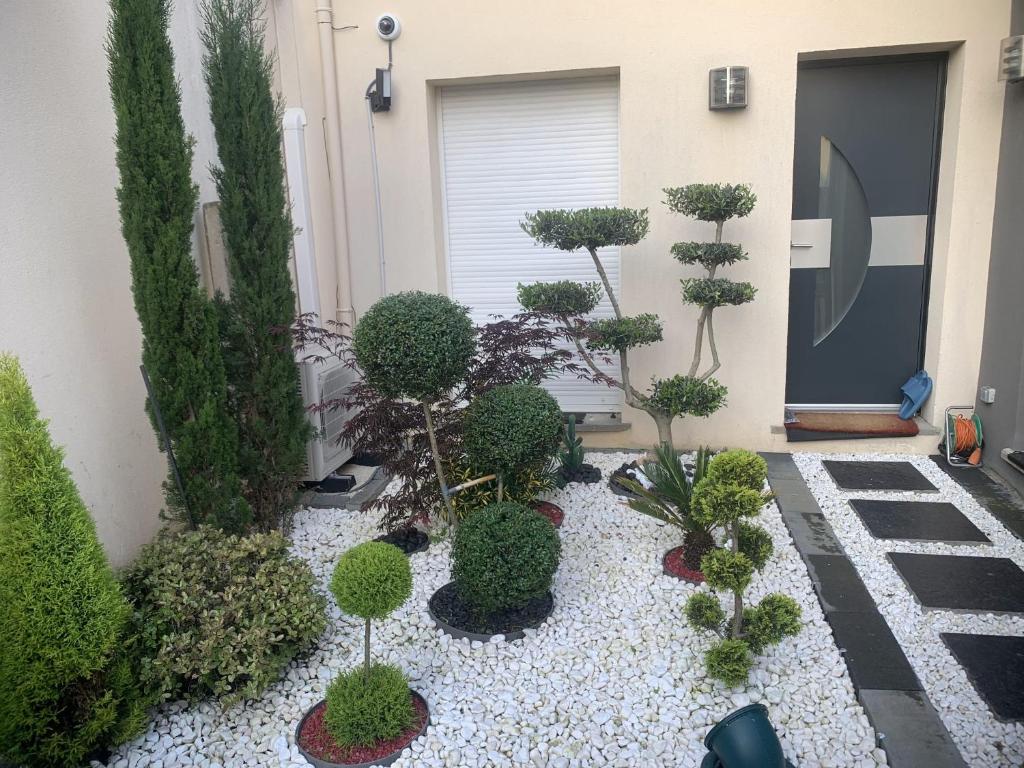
[375,14,401,41]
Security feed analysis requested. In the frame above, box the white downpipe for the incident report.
[282,108,322,324]
[365,97,387,295]
[315,4,356,330]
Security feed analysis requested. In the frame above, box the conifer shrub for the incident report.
[451,503,561,614]
[0,355,149,767]
[123,527,326,704]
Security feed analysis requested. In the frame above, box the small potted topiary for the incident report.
[428,502,560,642]
[683,451,803,686]
[296,542,428,767]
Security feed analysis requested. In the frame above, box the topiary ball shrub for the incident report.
[353,291,476,402]
[705,638,754,687]
[705,449,768,491]
[324,663,414,748]
[451,502,561,614]
[744,594,803,654]
[123,527,327,704]
[331,541,412,620]
[462,383,563,478]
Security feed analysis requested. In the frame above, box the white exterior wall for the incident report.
[0,0,220,565]
[272,0,1010,452]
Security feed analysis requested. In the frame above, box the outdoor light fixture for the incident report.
[999,35,1024,82]
[709,66,748,110]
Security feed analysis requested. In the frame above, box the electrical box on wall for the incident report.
[999,35,1024,82]
[369,68,392,112]
[980,386,997,404]
[709,66,748,110]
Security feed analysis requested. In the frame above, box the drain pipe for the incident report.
[315,3,356,330]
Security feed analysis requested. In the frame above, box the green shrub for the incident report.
[588,314,663,351]
[681,277,756,309]
[324,664,413,748]
[701,548,755,594]
[557,418,585,476]
[123,527,326,704]
[691,479,765,528]
[644,375,727,418]
[448,459,554,519]
[663,183,756,222]
[685,592,725,632]
[671,241,747,268]
[743,594,802,654]
[705,639,754,687]
[331,542,412,620]
[705,449,768,491]
[517,280,602,316]
[452,502,560,613]
[0,355,148,767]
[738,521,773,571]
[521,207,649,251]
[353,291,476,402]
[462,383,562,483]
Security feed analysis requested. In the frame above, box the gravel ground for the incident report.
[793,452,1024,767]
[103,452,882,768]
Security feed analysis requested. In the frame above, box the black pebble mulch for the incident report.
[374,527,429,555]
[429,582,553,637]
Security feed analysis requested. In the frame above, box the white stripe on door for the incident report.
[790,215,928,269]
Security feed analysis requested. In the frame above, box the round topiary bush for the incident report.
[352,291,476,402]
[324,663,414,748]
[330,541,412,620]
[462,383,563,480]
[123,527,327,704]
[704,449,767,491]
[451,502,561,614]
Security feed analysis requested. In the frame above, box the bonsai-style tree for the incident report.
[108,0,248,532]
[352,292,477,525]
[451,502,561,615]
[461,383,563,502]
[326,541,414,747]
[621,444,716,570]
[0,355,148,766]
[519,208,726,447]
[663,184,757,384]
[684,450,802,685]
[202,0,310,530]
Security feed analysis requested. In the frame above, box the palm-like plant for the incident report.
[620,444,715,569]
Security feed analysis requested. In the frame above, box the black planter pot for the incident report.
[295,691,430,768]
[373,527,429,555]
[609,461,644,499]
[700,704,796,768]
[428,581,554,642]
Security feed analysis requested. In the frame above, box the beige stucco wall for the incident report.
[0,0,221,565]
[273,0,1009,452]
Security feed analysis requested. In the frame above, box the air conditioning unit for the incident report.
[299,356,358,482]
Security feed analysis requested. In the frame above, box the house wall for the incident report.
[273,0,1010,452]
[975,0,1024,496]
[0,1,221,565]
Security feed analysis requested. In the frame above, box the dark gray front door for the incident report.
[786,56,945,406]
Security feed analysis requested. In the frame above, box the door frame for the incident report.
[785,52,948,411]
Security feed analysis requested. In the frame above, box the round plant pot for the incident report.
[702,703,795,768]
[609,461,644,499]
[295,691,430,768]
[373,527,429,556]
[428,581,554,642]
[531,501,564,528]
[662,546,705,584]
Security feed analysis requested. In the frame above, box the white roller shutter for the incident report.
[438,76,623,412]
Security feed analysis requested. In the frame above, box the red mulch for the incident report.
[297,694,428,765]
[663,546,705,584]
[532,501,564,528]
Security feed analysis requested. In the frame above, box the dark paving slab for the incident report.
[849,499,990,544]
[804,555,878,612]
[941,633,1024,721]
[889,553,1024,613]
[931,455,1024,541]
[763,453,845,556]
[823,460,937,492]
[827,611,922,691]
[857,689,966,767]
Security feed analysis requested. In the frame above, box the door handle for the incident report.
[790,242,814,248]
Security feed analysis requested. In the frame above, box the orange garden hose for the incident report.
[951,415,983,466]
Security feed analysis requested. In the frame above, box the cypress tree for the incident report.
[108,0,250,532]
[201,0,310,530]
[0,354,149,766]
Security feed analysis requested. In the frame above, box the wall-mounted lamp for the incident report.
[999,35,1023,83]
[709,66,748,110]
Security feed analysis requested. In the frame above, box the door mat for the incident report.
[785,412,919,442]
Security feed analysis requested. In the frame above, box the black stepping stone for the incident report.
[826,611,922,691]
[889,553,1024,613]
[824,460,937,492]
[941,633,1024,721]
[850,499,990,544]
[931,455,1024,541]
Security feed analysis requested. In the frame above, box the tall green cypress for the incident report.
[108,0,250,532]
[202,0,310,530]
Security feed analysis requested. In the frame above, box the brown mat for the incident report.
[786,412,919,441]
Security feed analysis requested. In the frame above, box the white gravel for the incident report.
[103,452,882,768]
[793,452,1024,767]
